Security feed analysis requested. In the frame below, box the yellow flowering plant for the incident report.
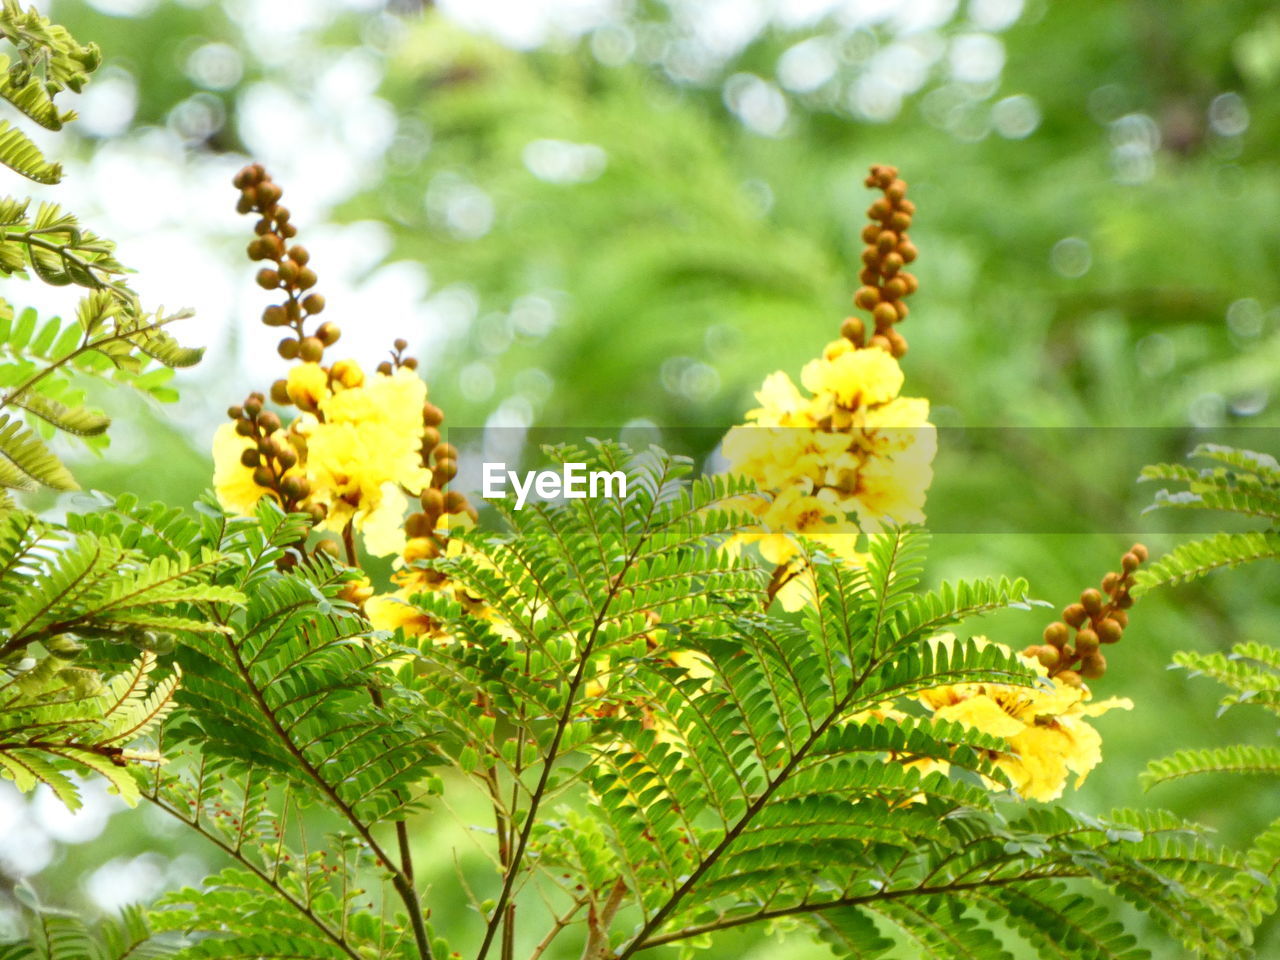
[1,147,1266,960]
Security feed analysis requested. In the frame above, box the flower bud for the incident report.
[257,268,280,290]
[872,303,897,328]
[883,278,907,301]
[278,338,300,360]
[1079,653,1107,679]
[243,397,262,417]
[394,338,409,351]
[898,241,918,262]
[1057,669,1083,687]
[235,420,254,437]
[401,357,419,371]
[869,334,893,352]
[421,487,445,515]
[421,426,441,450]
[436,443,459,461]
[270,379,291,405]
[868,199,891,220]
[876,231,898,254]
[277,261,298,285]
[890,212,911,232]
[1111,610,1128,628]
[900,272,919,294]
[1032,645,1059,668]
[1062,603,1087,627]
[315,539,341,559]
[840,316,865,345]
[298,337,325,363]
[1080,588,1103,615]
[252,466,273,487]
[1075,628,1100,656]
[296,268,318,290]
[860,224,881,244]
[1101,571,1119,592]
[881,252,904,276]
[257,182,282,206]
[316,322,341,346]
[899,199,916,215]
[405,512,432,539]
[1131,543,1148,562]
[227,405,244,420]
[1043,621,1069,648]
[307,503,327,524]
[1097,618,1124,644]
[1121,552,1141,573]
[434,458,458,483]
[263,305,287,327]
[281,475,310,500]
[854,287,880,310]
[258,411,281,433]
[288,245,309,265]
[277,449,297,470]
[376,361,393,376]
[444,490,469,514]
[859,268,878,286]
[886,329,908,357]
[240,449,260,468]
[861,248,879,268]
[236,195,254,215]
[302,293,325,315]
[422,403,445,427]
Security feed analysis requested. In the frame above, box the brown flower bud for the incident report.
[859,268,878,286]
[436,443,459,461]
[898,241,918,262]
[886,329,908,357]
[257,268,280,290]
[257,182,282,206]
[883,277,907,300]
[1131,543,1148,562]
[263,305,287,327]
[444,490,469,514]
[404,512,432,539]
[860,224,881,244]
[861,248,879,268]
[886,179,907,202]
[893,300,909,321]
[280,475,310,500]
[1079,653,1107,679]
[296,337,323,363]
[278,338,300,360]
[270,379,291,405]
[235,420,254,437]
[302,293,325,315]
[394,338,409,351]
[1062,603,1087,628]
[840,316,865,345]
[872,303,897,327]
[281,223,298,238]
[1075,628,1100,656]
[890,211,912,232]
[288,245,309,265]
[296,268,318,290]
[240,449,260,468]
[1032,645,1059,668]
[315,539,341,559]
[1097,618,1124,644]
[1043,621,1069,648]
[277,261,299,285]
[433,458,458,483]
[420,487,445,514]
[868,199,891,220]
[1101,571,1119,592]
[252,466,274,487]
[376,361,393,376]
[876,231,898,254]
[899,199,916,215]
[316,322,341,346]
[854,287,880,310]
[1121,552,1141,573]
[1080,588,1103,615]
[227,405,244,420]
[259,411,281,433]
[401,357,419,371]
[900,272,919,294]
[236,194,254,215]
[1111,610,1129,628]
[243,397,263,417]
[422,403,445,427]
[881,252,905,276]
[869,334,893,352]
[1057,669,1083,687]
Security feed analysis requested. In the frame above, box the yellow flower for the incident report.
[329,358,365,389]
[801,340,904,408]
[367,591,437,639]
[297,367,432,555]
[286,362,331,409]
[212,422,271,514]
[918,637,1132,802]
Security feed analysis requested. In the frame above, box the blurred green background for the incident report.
[4,0,1280,956]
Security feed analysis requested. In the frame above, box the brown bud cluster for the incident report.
[847,164,918,358]
[233,163,331,374]
[397,393,478,548]
[1024,543,1148,686]
[226,393,323,523]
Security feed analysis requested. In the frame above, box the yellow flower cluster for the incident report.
[213,360,432,558]
[917,637,1132,802]
[722,338,935,605]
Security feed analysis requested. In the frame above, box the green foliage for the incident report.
[0,902,171,960]
[1137,443,1280,935]
[0,2,199,495]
